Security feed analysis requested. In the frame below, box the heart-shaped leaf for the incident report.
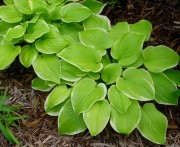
[58,100,87,135]
[58,43,103,72]
[32,54,61,84]
[45,84,70,116]
[143,45,179,73]
[71,78,107,114]
[116,68,155,101]
[164,69,180,86]
[83,14,111,31]
[81,0,106,14]
[83,99,111,136]
[108,85,132,114]
[0,5,22,23]
[0,44,21,70]
[110,100,141,134]
[19,45,38,68]
[150,72,178,105]
[101,63,122,84]
[111,32,144,66]
[137,103,167,144]
[14,0,32,15]
[60,3,91,23]
[35,25,67,54]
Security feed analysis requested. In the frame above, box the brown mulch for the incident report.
[0,0,180,146]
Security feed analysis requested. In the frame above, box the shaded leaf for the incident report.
[14,0,32,15]
[164,69,180,86]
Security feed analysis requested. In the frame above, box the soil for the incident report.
[0,0,180,146]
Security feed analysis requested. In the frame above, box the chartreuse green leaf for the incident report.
[3,0,14,5]
[83,14,111,31]
[116,68,155,101]
[19,45,38,68]
[0,44,21,70]
[83,99,111,136]
[87,72,100,80]
[101,63,122,84]
[108,85,132,114]
[143,45,179,73]
[137,103,167,144]
[47,0,64,5]
[35,25,67,54]
[31,77,53,92]
[79,28,112,54]
[109,22,130,43]
[150,72,178,105]
[60,60,86,82]
[0,5,22,23]
[58,43,103,72]
[32,54,61,84]
[45,84,70,116]
[24,19,50,43]
[111,32,144,66]
[71,78,107,114]
[28,0,48,14]
[4,24,27,42]
[164,69,180,86]
[0,35,4,45]
[58,100,87,135]
[125,55,144,68]
[47,5,62,20]
[60,3,91,23]
[14,0,32,15]
[110,100,141,134]
[0,21,16,35]
[81,0,106,14]
[129,20,152,41]
[101,53,111,66]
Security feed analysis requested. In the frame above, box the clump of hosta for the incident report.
[0,0,180,145]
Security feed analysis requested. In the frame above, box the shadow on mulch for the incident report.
[0,0,180,146]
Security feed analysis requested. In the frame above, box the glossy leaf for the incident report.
[137,103,167,144]
[71,78,107,114]
[60,3,91,23]
[14,0,32,15]
[19,45,38,68]
[83,99,111,136]
[58,43,103,72]
[110,100,141,134]
[116,68,155,101]
[164,69,180,86]
[58,100,87,135]
[32,54,61,84]
[108,85,132,114]
[0,44,21,70]
[150,72,178,105]
[143,45,179,73]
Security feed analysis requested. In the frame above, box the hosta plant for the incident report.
[0,0,179,144]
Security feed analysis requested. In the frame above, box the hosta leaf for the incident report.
[4,24,27,42]
[58,100,87,135]
[164,69,180,86]
[24,19,50,43]
[32,54,61,84]
[101,63,122,84]
[14,0,32,15]
[81,0,106,14]
[45,84,70,116]
[47,0,64,5]
[108,85,132,114]
[87,72,100,80]
[28,0,48,14]
[79,28,112,54]
[116,68,155,101]
[35,25,67,54]
[60,60,86,82]
[60,3,91,23]
[58,43,103,72]
[31,77,53,92]
[19,45,38,68]
[101,54,111,66]
[0,35,4,45]
[83,14,111,31]
[71,78,107,114]
[109,22,130,42]
[47,5,62,20]
[0,20,16,35]
[0,44,21,70]
[110,100,141,134]
[111,32,144,66]
[83,99,111,136]
[0,5,22,23]
[137,103,167,144]
[150,72,178,105]
[129,20,152,41]
[125,55,144,68]
[3,0,14,5]
[143,45,179,73]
